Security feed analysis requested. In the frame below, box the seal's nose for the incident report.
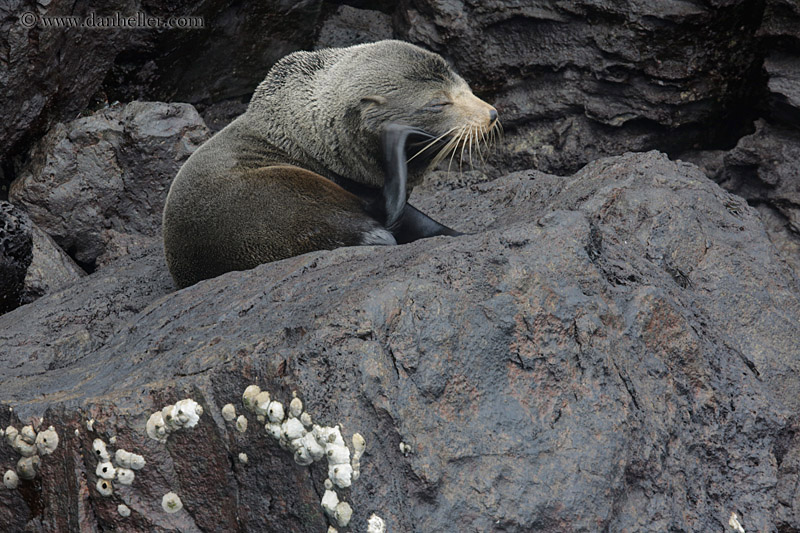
[489,108,498,123]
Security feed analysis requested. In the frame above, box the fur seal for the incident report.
[163,40,498,288]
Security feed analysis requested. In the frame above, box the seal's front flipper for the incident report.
[380,123,435,231]
[392,203,464,244]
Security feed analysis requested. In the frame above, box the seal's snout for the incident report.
[489,108,498,123]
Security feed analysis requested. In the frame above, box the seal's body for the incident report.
[163,40,497,288]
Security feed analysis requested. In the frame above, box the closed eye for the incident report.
[424,100,452,112]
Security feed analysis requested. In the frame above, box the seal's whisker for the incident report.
[477,124,488,167]
[446,126,466,175]
[427,130,460,173]
[407,127,459,164]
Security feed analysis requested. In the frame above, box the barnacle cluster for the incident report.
[2,423,59,488]
[91,438,146,498]
[227,386,369,528]
[146,398,204,443]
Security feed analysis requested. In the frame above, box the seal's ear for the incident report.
[361,95,387,106]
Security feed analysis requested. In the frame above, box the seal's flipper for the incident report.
[380,124,435,230]
[392,203,464,244]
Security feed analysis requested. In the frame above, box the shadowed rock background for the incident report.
[1,1,799,532]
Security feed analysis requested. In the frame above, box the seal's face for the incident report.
[356,42,499,174]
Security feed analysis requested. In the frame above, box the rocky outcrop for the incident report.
[0,202,33,314]
[399,0,765,174]
[21,224,85,305]
[0,0,322,168]
[1,152,798,531]
[9,101,209,270]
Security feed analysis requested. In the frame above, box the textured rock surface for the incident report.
[21,224,85,305]
[0,0,136,165]
[0,202,33,314]
[0,0,321,169]
[399,0,765,174]
[1,152,799,531]
[9,101,209,270]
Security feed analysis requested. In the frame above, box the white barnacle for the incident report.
[161,491,183,513]
[161,405,180,431]
[86,419,95,431]
[334,501,353,527]
[327,528,338,533]
[3,469,19,489]
[19,425,36,445]
[267,401,285,423]
[96,478,113,496]
[222,403,237,421]
[11,434,36,457]
[729,512,746,533]
[109,436,117,445]
[282,417,306,442]
[367,514,386,533]
[96,461,116,480]
[320,488,339,516]
[289,396,303,418]
[129,452,146,470]
[115,449,132,468]
[174,399,202,428]
[92,438,110,461]
[74,429,80,437]
[4,426,17,446]
[16,456,40,480]
[146,412,168,442]
[116,468,135,485]
[242,385,261,411]
[300,412,312,428]
[236,415,248,433]
[352,433,366,458]
[326,443,350,466]
[328,463,353,489]
[351,433,365,481]
[294,446,313,466]
[239,452,248,464]
[35,426,59,455]
[299,432,325,461]
[313,425,344,448]
[254,391,271,416]
[399,442,412,456]
[266,422,282,440]
[118,504,131,517]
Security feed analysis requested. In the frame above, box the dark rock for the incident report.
[765,52,800,126]
[21,223,85,305]
[0,0,138,167]
[315,5,394,50]
[399,0,766,174]
[9,101,209,270]
[720,120,800,277]
[760,0,800,41]
[0,152,798,531]
[102,1,323,107]
[0,202,33,314]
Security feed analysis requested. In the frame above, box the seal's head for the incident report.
[249,40,499,188]
[351,41,499,180]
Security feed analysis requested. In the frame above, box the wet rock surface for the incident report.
[1,152,799,531]
[0,202,33,314]
[9,101,209,270]
[21,224,85,306]
[2,1,800,531]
